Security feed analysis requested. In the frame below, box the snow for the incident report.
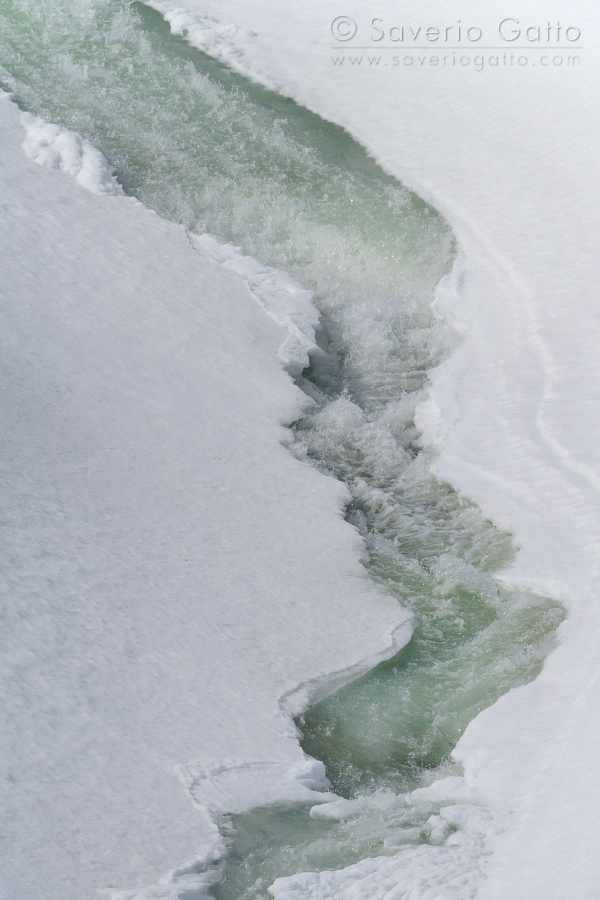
[21,112,123,196]
[138,0,600,898]
[140,3,270,87]
[188,233,320,377]
[0,94,410,900]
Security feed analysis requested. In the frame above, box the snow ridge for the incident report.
[21,112,123,196]
[140,1,277,89]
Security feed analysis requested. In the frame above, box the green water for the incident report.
[0,2,564,897]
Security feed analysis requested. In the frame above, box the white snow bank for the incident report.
[0,96,409,900]
[146,0,600,897]
[21,112,123,195]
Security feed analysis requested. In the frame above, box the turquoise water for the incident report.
[0,2,564,897]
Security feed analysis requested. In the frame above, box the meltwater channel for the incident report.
[0,2,565,897]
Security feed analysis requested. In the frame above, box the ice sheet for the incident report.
[0,95,409,900]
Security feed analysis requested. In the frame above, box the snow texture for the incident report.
[21,112,123,195]
[0,95,408,900]
[140,1,275,89]
[189,233,320,377]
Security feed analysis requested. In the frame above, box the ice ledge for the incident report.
[17,103,323,383]
[414,259,470,454]
[189,232,321,377]
[21,112,123,196]
[176,757,335,816]
[139,0,277,90]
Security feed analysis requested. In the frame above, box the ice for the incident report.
[21,112,123,195]
[189,233,320,377]
[0,96,405,900]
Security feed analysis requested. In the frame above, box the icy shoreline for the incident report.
[0,93,412,900]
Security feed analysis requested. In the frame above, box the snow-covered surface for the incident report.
[21,112,123,196]
[188,233,319,378]
[0,93,410,900]
[141,1,600,898]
